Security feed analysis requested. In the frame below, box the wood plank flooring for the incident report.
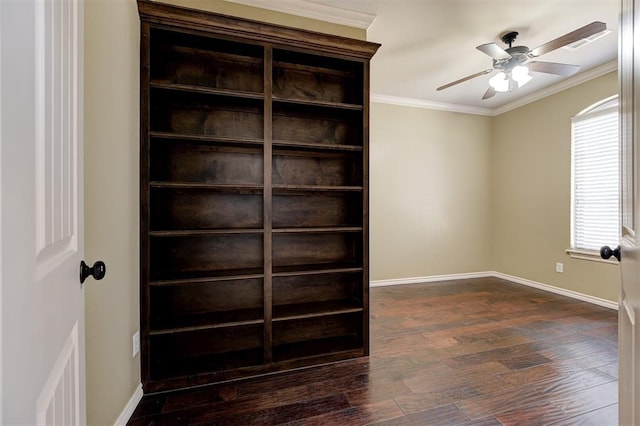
[128,277,618,425]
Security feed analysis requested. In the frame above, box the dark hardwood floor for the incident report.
[128,277,618,425]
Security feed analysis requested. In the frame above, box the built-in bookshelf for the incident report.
[138,0,379,392]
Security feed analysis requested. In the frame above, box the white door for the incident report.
[0,0,88,424]
[618,0,640,423]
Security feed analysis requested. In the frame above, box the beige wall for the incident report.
[491,71,619,302]
[370,103,493,280]
[83,1,363,425]
[84,0,140,424]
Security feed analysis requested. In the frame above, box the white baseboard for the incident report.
[371,271,618,310]
[114,383,143,426]
[370,272,494,287]
[491,271,618,310]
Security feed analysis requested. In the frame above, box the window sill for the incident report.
[566,248,619,265]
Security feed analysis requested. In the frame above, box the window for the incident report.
[569,95,619,260]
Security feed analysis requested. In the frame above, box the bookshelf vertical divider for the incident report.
[263,46,273,365]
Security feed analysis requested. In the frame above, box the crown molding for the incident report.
[370,94,495,116]
[221,0,377,29]
[372,60,618,116]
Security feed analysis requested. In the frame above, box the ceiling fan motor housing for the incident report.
[494,46,529,71]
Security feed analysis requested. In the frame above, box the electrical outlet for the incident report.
[555,262,564,273]
[133,331,140,357]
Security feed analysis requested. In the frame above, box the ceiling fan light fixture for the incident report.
[512,65,532,87]
[489,72,509,92]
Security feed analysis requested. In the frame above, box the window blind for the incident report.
[571,97,619,252]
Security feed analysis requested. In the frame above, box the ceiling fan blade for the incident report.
[482,87,496,100]
[527,61,581,76]
[437,69,494,91]
[530,21,607,57]
[476,43,511,60]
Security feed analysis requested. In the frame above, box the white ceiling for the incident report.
[226,0,619,115]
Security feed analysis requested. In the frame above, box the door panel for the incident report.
[35,0,80,279]
[36,323,80,425]
[0,0,85,423]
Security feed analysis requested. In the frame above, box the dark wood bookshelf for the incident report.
[138,0,379,393]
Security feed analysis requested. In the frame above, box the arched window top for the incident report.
[574,94,618,120]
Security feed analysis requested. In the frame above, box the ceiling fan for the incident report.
[436,21,608,100]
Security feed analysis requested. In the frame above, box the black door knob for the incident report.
[80,260,106,284]
[600,246,621,262]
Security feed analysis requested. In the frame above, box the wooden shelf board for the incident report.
[272,263,363,277]
[272,60,354,78]
[272,227,362,234]
[272,184,363,193]
[150,274,264,286]
[150,308,264,335]
[273,299,363,322]
[272,335,363,363]
[151,81,264,100]
[149,182,264,192]
[272,140,362,152]
[150,229,264,237]
[272,96,362,111]
[150,131,264,146]
[150,266,362,283]
[160,44,264,65]
[150,268,264,285]
[272,266,362,278]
